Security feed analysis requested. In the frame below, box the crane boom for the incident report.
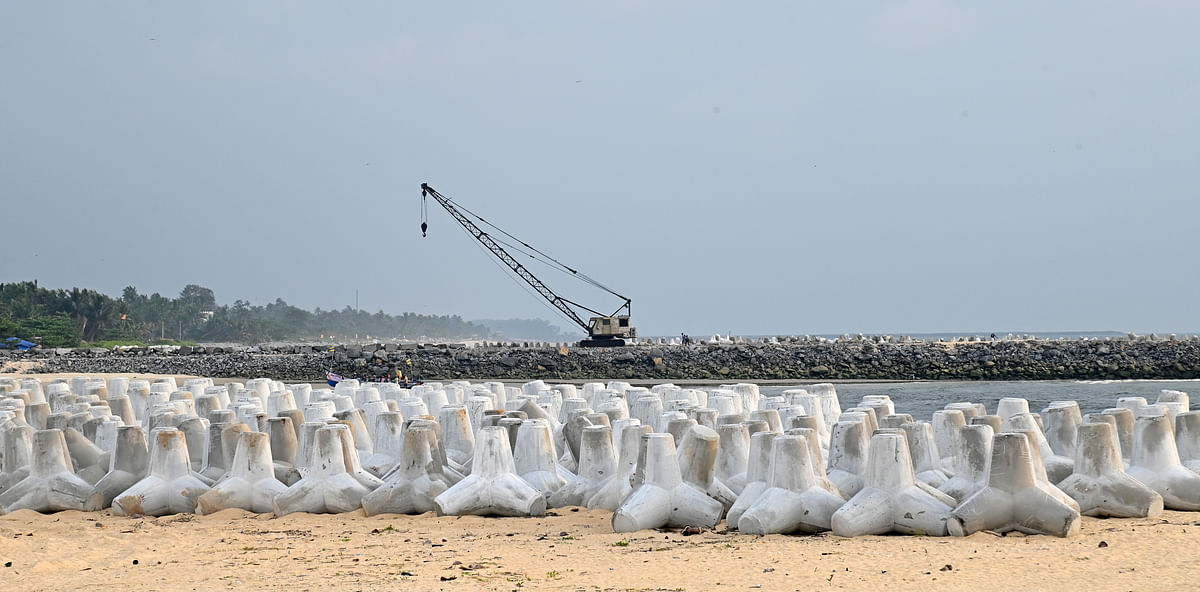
[420,183,636,345]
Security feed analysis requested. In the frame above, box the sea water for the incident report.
[755,379,1200,421]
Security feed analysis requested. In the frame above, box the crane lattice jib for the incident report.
[421,183,594,334]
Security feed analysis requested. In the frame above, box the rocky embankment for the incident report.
[7,336,1200,382]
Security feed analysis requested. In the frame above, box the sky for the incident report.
[3,1,1198,337]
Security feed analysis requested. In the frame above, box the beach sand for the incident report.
[3,372,1199,591]
[1,508,1197,591]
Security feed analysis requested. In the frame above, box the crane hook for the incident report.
[420,186,429,237]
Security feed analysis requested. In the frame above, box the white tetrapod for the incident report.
[272,425,374,515]
[265,416,301,485]
[830,432,954,537]
[85,425,149,511]
[937,424,993,503]
[738,434,846,534]
[550,424,617,508]
[439,405,476,466]
[1126,414,1200,510]
[611,433,724,532]
[785,427,842,497]
[197,431,288,514]
[0,429,92,512]
[726,430,779,527]
[512,419,568,497]
[176,416,208,473]
[1007,413,1074,483]
[996,398,1031,426]
[880,413,914,429]
[826,419,869,499]
[1174,411,1200,473]
[361,423,450,515]
[1058,422,1164,518]
[63,427,108,486]
[948,432,1082,537]
[0,425,35,495]
[586,424,652,511]
[970,415,1003,432]
[1042,401,1082,459]
[1101,407,1136,465]
[361,412,404,478]
[111,428,212,516]
[931,409,967,473]
[433,426,547,517]
[676,424,738,511]
[901,422,951,488]
[329,423,384,491]
[714,423,751,495]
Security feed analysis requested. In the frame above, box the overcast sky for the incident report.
[3,1,1198,337]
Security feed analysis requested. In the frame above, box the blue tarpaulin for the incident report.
[3,337,38,351]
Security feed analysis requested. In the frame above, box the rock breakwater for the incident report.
[7,336,1200,382]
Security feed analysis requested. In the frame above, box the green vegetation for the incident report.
[0,281,486,346]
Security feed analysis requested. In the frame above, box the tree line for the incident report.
[0,281,486,347]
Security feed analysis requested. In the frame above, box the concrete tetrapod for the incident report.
[196,432,289,514]
[726,431,779,527]
[738,435,846,535]
[947,432,1081,537]
[1126,414,1200,510]
[937,424,993,503]
[433,426,547,517]
[272,425,373,515]
[1101,408,1136,464]
[85,425,149,511]
[714,423,751,495]
[1007,413,1073,483]
[112,428,212,516]
[0,429,93,513]
[901,422,950,488]
[1042,402,1082,459]
[265,417,301,485]
[826,420,869,499]
[611,433,724,532]
[439,406,476,467]
[587,424,652,511]
[676,424,738,512]
[1175,411,1200,473]
[361,412,404,478]
[512,419,567,497]
[1,424,35,496]
[830,432,953,537]
[63,427,108,486]
[931,409,967,473]
[785,427,842,498]
[1057,422,1163,518]
[330,423,384,491]
[361,424,449,516]
[549,424,616,508]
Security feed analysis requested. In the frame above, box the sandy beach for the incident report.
[1,508,1197,591]
[3,372,1200,591]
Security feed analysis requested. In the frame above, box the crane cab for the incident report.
[582,315,637,347]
